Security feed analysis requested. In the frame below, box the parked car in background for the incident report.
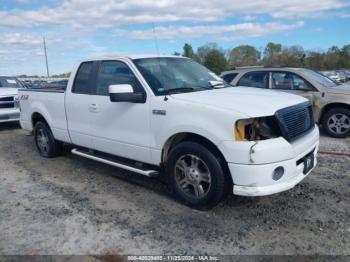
[345,70,350,81]
[319,71,342,83]
[0,76,23,123]
[336,71,347,83]
[320,70,349,83]
[48,79,68,89]
[221,67,350,138]
[19,55,319,208]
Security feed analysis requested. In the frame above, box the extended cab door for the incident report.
[89,60,151,163]
[65,61,95,148]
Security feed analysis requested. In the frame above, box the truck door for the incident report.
[89,60,151,163]
[65,61,95,148]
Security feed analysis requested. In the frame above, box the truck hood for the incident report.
[171,86,307,118]
[326,83,350,95]
[0,88,19,96]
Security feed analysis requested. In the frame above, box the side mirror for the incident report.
[108,84,145,103]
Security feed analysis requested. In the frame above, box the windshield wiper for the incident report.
[162,83,226,95]
[163,87,195,95]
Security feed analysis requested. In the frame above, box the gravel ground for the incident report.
[0,122,349,256]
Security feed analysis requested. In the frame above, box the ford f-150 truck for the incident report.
[19,55,319,209]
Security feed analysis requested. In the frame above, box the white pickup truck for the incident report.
[19,55,319,208]
[0,76,22,123]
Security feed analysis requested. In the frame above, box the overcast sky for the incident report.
[0,0,349,76]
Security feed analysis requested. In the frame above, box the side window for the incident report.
[96,61,141,96]
[272,72,312,90]
[72,62,93,94]
[222,73,238,84]
[237,72,269,88]
[291,74,313,90]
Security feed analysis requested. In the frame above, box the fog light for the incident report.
[272,166,284,181]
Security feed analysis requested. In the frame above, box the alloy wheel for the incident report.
[36,128,50,154]
[174,154,212,199]
[327,113,350,135]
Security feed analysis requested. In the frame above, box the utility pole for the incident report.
[43,37,50,77]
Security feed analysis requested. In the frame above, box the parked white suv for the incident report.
[19,56,319,208]
[0,76,22,123]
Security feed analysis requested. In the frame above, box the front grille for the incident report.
[0,96,15,109]
[275,101,315,142]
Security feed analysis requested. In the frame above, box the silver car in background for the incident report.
[0,76,23,123]
[320,70,349,83]
[221,67,350,138]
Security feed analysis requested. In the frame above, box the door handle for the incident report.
[89,103,98,112]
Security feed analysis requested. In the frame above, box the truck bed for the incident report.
[19,88,70,143]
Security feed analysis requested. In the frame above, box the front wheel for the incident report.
[166,142,229,209]
[322,108,350,138]
[34,121,62,158]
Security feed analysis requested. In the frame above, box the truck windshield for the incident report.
[296,68,338,88]
[0,77,23,88]
[133,57,230,95]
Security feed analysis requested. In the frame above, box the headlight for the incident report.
[235,116,281,141]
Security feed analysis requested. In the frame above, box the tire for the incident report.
[322,108,350,138]
[34,121,62,158]
[165,141,228,209]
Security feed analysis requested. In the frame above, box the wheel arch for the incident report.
[32,112,49,127]
[319,103,350,123]
[161,132,232,183]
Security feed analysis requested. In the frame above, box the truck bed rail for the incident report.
[19,87,65,93]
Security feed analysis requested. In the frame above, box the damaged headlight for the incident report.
[235,116,281,141]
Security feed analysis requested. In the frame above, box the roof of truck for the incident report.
[83,54,186,61]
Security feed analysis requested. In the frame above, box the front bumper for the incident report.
[0,108,20,123]
[231,150,317,196]
[219,126,319,196]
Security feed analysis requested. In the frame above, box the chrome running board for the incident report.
[71,148,158,177]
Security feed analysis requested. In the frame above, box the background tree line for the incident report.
[176,42,350,75]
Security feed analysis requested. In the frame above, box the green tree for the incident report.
[229,45,260,67]
[17,74,28,78]
[204,50,228,75]
[278,45,305,67]
[197,43,221,64]
[183,43,197,59]
[339,45,350,68]
[175,42,350,71]
[324,46,341,69]
[52,72,71,78]
[305,50,325,70]
[263,42,282,65]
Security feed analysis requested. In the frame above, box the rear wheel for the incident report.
[322,108,350,138]
[34,121,62,158]
[166,142,228,209]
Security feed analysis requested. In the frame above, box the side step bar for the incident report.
[71,148,159,177]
